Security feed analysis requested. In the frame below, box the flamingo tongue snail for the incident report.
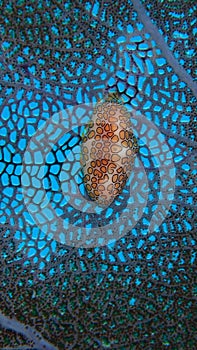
[81,93,139,207]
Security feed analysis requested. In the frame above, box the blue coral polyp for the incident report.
[81,97,138,207]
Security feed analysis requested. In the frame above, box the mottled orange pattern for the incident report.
[81,96,138,206]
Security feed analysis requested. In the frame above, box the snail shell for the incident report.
[81,95,138,207]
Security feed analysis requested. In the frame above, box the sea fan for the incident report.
[0,0,196,349]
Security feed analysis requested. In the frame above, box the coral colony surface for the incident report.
[0,1,196,349]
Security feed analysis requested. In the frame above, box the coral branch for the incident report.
[0,312,58,350]
[132,0,197,98]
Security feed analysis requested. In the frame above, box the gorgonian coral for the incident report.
[0,0,196,349]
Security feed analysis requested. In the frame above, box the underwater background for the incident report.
[0,0,196,349]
